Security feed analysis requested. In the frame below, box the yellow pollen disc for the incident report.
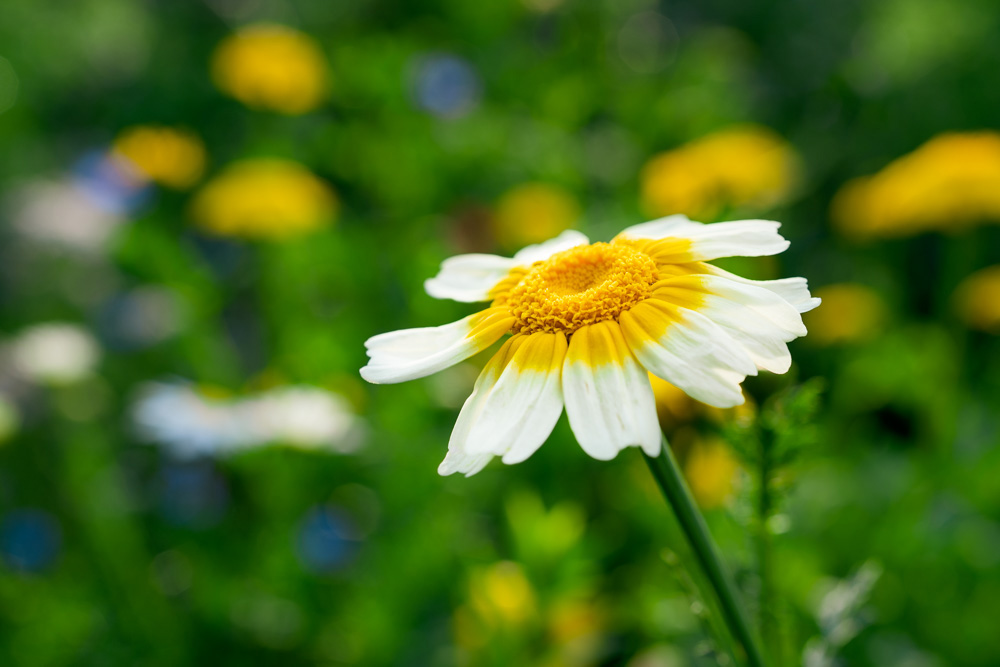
[501,242,659,335]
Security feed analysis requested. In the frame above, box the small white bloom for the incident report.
[132,383,252,458]
[132,382,362,458]
[245,386,362,453]
[9,323,100,385]
[6,180,124,253]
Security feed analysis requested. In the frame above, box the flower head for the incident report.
[112,126,206,189]
[361,216,819,476]
[641,125,799,221]
[211,24,328,115]
[189,159,337,240]
[832,132,1000,239]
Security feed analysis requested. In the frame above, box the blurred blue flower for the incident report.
[296,505,360,574]
[0,509,62,573]
[412,54,481,118]
[158,460,229,528]
[71,150,151,215]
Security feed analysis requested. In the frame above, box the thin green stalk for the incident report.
[758,430,778,664]
[644,437,767,667]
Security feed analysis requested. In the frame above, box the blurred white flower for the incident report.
[6,180,124,253]
[132,383,252,458]
[245,387,362,452]
[132,382,363,458]
[8,323,100,385]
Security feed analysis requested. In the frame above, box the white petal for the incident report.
[621,218,790,261]
[424,254,518,303]
[361,308,513,384]
[653,275,807,374]
[680,219,790,260]
[512,230,590,266]
[619,300,757,408]
[562,322,661,460]
[437,447,494,476]
[700,264,821,313]
[438,347,509,476]
[617,214,704,240]
[423,230,589,303]
[456,332,567,465]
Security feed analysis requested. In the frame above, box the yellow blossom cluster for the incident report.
[211,24,328,115]
[832,132,1000,239]
[112,126,206,189]
[640,125,799,221]
[190,159,337,240]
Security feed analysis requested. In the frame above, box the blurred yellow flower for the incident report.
[452,605,487,651]
[649,373,754,432]
[468,561,537,628]
[493,183,580,250]
[547,597,605,646]
[832,132,1000,239]
[649,373,696,426]
[211,24,328,115]
[190,159,337,240]
[802,284,886,345]
[684,438,741,509]
[640,125,799,221]
[953,266,1000,333]
[112,126,206,189]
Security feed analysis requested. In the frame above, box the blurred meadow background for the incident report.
[2,0,1000,665]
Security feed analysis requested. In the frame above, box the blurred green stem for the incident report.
[758,429,778,664]
[56,422,185,664]
[644,437,767,667]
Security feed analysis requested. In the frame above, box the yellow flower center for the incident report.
[502,242,658,335]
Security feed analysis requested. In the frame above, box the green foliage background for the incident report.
[1,0,999,665]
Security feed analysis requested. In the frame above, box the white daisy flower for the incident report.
[361,215,820,476]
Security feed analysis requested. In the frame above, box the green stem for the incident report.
[758,430,778,664]
[644,437,767,667]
